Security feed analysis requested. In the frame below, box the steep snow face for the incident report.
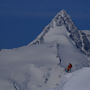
[28,10,78,46]
[44,26,68,43]
[42,25,89,71]
[28,10,89,70]
[28,10,90,56]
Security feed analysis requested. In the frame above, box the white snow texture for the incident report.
[0,10,89,90]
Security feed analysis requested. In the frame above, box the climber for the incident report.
[65,63,72,72]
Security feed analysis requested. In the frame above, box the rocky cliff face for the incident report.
[79,31,90,55]
[28,10,90,56]
[82,30,90,41]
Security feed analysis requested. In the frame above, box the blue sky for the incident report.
[0,0,90,49]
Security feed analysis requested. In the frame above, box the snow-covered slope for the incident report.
[0,10,89,90]
[63,68,90,90]
[0,45,64,90]
[50,67,90,90]
[28,10,90,56]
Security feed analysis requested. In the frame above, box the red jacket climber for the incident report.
[66,63,72,72]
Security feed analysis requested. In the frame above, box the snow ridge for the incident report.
[27,10,74,46]
[28,10,90,56]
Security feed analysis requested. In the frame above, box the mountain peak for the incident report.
[28,10,90,56]
[54,9,70,20]
[28,9,77,46]
[57,9,68,17]
[53,9,79,33]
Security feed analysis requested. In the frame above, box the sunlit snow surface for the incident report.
[0,25,89,89]
[50,68,90,90]
[63,68,90,90]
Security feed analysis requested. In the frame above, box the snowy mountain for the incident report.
[28,10,90,56]
[0,10,90,90]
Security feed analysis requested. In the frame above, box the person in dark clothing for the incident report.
[65,63,72,72]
